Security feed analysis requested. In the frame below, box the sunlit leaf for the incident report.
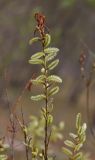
[76,113,81,130]
[44,34,51,47]
[31,94,46,101]
[69,133,77,139]
[48,59,59,70]
[47,114,53,124]
[44,47,59,54]
[48,86,59,96]
[62,147,72,157]
[31,79,44,85]
[31,75,46,85]
[74,152,82,160]
[36,75,46,81]
[75,143,83,151]
[82,123,87,132]
[64,140,75,148]
[29,59,44,65]
[46,52,58,62]
[47,75,62,83]
[29,37,40,45]
[31,52,44,59]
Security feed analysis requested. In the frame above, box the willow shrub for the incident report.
[28,13,87,160]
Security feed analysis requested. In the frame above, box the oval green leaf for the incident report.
[64,140,75,148]
[29,37,40,45]
[62,147,72,157]
[47,75,62,83]
[48,86,59,96]
[44,34,51,47]
[29,59,44,65]
[48,59,59,70]
[31,52,44,59]
[46,52,58,62]
[44,47,59,54]
[31,94,46,101]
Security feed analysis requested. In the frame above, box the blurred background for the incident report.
[0,0,95,159]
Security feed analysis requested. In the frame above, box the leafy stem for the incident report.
[29,12,62,160]
[62,113,87,160]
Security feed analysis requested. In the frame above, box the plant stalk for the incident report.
[42,41,48,160]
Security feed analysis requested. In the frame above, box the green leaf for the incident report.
[31,52,44,59]
[31,79,44,85]
[81,134,86,143]
[49,86,59,96]
[44,34,51,47]
[64,140,75,148]
[44,47,59,54]
[75,143,83,152]
[76,113,82,130]
[74,152,82,160]
[31,94,46,101]
[69,133,77,139]
[62,113,87,160]
[77,126,82,135]
[48,59,59,70]
[29,59,44,65]
[29,37,40,45]
[62,147,72,157]
[46,52,58,62]
[47,114,53,124]
[31,75,46,85]
[36,75,46,81]
[81,123,87,132]
[48,75,62,83]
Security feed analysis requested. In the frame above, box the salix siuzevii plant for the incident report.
[29,13,62,160]
[62,113,87,160]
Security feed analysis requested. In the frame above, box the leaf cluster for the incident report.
[29,34,62,102]
[62,113,87,160]
[23,114,64,158]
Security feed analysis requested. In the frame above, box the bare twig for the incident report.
[4,70,16,160]
[16,107,29,160]
[79,51,95,143]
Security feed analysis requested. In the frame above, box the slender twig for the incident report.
[16,108,29,160]
[79,51,95,140]
[21,107,29,160]
[4,71,35,160]
[10,115,16,160]
[12,74,35,114]
[4,71,16,160]
[42,40,49,160]
[86,77,95,140]
[11,76,35,160]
